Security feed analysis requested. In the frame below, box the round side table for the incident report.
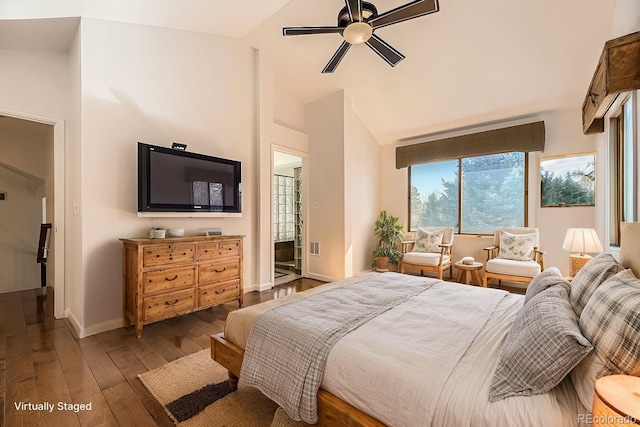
[454,261,483,286]
[592,375,640,426]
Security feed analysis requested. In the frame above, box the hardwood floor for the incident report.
[0,278,324,427]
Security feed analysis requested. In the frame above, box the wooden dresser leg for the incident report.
[136,324,142,339]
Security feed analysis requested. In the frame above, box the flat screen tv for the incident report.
[138,142,241,213]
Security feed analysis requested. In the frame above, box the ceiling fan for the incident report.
[283,0,440,73]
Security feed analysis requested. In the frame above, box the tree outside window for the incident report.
[410,152,526,234]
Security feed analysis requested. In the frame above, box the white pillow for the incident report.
[498,231,536,261]
[413,228,444,253]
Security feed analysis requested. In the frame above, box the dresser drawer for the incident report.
[198,240,241,261]
[143,243,196,267]
[199,261,240,285]
[199,281,240,307]
[143,289,195,322]
[143,266,196,295]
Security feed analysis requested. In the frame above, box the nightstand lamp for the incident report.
[562,228,603,276]
[592,375,640,426]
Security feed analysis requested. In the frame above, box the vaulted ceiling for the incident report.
[0,0,621,143]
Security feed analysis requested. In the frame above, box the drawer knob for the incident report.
[214,288,226,294]
[165,299,179,306]
[215,267,226,273]
[165,275,178,281]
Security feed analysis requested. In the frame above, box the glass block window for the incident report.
[274,174,295,242]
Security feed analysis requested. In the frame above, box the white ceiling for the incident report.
[0,0,620,143]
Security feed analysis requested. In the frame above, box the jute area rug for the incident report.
[138,349,311,427]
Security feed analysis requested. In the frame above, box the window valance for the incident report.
[396,121,545,169]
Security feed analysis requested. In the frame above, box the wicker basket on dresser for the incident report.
[120,235,243,338]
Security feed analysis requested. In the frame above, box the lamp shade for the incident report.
[562,228,603,254]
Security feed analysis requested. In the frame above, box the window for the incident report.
[410,152,527,233]
[609,94,636,246]
[273,174,295,242]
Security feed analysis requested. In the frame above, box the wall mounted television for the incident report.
[138,142,241,214]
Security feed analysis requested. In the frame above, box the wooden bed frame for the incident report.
[210,223,640,427]
[210,333,385,427]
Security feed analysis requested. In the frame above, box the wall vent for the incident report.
[310,241,320,256]
[0,192,6,201]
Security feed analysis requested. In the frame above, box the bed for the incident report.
[211,222,640,426]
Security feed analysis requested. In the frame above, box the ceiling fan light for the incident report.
[343,22,372,45]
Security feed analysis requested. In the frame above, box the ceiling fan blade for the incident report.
[283,26,344,36]
[369,0,439,29]
[322,41,352,73]
[345,0,364,22]
[365,35,405,67]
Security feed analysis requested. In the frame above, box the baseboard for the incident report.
[259,282,273,291]
[64,309,123,338]
[306,272,337,283]
[244,282,274,292]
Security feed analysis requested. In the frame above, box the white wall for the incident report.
[306,91,346,281]
[609,0,640,38]
[66,20,84,329]
[0,167,42,292]
[380,108,600,276]
[344,96,380,276]
[73,18,257,335]
[0,49,70,119]
[303,90,382,280]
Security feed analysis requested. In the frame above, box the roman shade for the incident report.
[396,121,545,169]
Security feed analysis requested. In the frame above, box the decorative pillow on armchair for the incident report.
[498,231,537,261]
[413,228,444,253]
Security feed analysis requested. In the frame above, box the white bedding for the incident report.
[322,279,585,427]
[225,272,588,426]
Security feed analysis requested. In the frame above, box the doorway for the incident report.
[0,109,65,317]
[273,150,304,286]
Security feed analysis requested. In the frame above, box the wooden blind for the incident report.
[396,121,545,169]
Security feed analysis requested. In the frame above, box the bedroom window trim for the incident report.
[607,92,637,247]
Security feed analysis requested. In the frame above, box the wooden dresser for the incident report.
[120,235,243,338]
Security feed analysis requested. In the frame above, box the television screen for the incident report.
[138,142,241,213]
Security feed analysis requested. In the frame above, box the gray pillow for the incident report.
[580,269,640,377]
[489,283,593,401]
[524,267,568,304]
[569,252,624,317]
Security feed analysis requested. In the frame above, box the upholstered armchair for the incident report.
[400,227,454,280]
[482,227,545,288]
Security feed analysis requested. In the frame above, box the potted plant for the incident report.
[373,210,405,272]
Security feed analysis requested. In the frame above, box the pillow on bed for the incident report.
[569,352,608,411]
[523,267,568,304]
[497,231,536,261]
[569,252,624,318]
[413,228,444,253]
[579,268,640,378]
[488,283,593,401]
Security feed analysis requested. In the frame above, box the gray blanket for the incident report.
[239,272,437,423]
